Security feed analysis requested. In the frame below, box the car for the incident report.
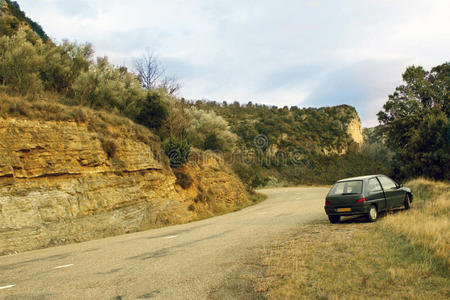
[324,175,413,223]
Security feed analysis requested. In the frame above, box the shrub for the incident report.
[135,91,168,130]
[163,137,191,167]
[184,107,237,152]
[174,170,194,189]
[100,138,117,158]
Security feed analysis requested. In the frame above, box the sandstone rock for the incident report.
[0,118,248,255]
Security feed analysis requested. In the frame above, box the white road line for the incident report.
[54,264,74,269]
[163,235,178,239]
[0,285,15,290]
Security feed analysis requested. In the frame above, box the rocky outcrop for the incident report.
[0,118,247,255]
[346,116,363,145]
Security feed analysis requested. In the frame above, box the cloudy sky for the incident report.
[18,0,450,126]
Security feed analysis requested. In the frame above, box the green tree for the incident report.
[377,63,450,180]
[184,107,237,152]
[0,29,43,96]
[40,40,93,93]
[135,91,169,130]
[72,57,144,117]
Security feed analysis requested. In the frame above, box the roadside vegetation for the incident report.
[251,179,450,299]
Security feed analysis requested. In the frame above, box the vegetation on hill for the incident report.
[0,0,48,40]
[1,1,447,189]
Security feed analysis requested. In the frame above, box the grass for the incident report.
[381,178,450,266]
[251,178,450,299]
[0,91,159,147]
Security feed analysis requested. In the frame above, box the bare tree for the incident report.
[134,52,164,90]
[160,75,182,95]
[133,51,182,95]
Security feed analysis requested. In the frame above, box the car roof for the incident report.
[336,175,384,182]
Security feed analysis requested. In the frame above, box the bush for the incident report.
[100,138,117,158]
[163,137,191,167]
[174,170,194,189]
[135,92,168,130]
[184,107,237,152]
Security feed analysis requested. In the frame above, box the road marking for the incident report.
[0,285,15,290]
[163,235,178,239]
[54,264,74,269]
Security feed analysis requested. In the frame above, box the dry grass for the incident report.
[251,178,450,299]
[382,178,450,266]
[0,91,159,147]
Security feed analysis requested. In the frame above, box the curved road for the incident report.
[0,187,329,300]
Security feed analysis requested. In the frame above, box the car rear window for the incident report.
[328,180,363,195]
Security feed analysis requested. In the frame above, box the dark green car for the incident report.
[324,175,413,223]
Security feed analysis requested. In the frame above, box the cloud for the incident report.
[16,0,450,127]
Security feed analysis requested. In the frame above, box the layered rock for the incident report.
[0,118,247,255]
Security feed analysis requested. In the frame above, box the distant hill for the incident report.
[186,100,389,187]
[0,0,48,40]
[191,101,363,155]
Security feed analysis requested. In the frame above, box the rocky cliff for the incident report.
[0,118,248,255]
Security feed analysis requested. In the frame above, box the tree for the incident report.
[135,91,169,130]
[133,51,181,95]
[0,29,43,96]
[184,107,237,152]
[40,40,93,94]
[377,63,450,180]
[72,57,145,117]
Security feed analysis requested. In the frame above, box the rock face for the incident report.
[0,118,247,255]
[346,116,364,145]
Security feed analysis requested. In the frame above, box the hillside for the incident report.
[0,2,390,254]
[188,100,387,187]
[192,101,363,154]
[0,93,249,255]
[0,0,48,40]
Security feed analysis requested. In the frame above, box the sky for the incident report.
[18,0,450,127]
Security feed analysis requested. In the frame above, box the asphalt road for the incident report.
[0,187,329,300]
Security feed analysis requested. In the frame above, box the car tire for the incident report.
[404,194,411,210]
[328,215,341,224]
[367,205,378,222]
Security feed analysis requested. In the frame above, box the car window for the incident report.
[329,180,363,195]
[378,176,397,190]
[368,178,383,192]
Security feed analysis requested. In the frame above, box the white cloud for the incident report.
[17,0,450,127]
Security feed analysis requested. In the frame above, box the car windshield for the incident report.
[329,180,363,195]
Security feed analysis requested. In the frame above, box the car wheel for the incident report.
[367,205,378,222]
[328,215,341,224]
[404,194,411,210]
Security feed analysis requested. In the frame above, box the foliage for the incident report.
[184,107,238,152]
[174,169,194,189]
[100,138,117,158]
[0,0,48,40]
[163,137,191,167]
[135,91,169,130]
[40,40,93,93]
[377,63,450,181]
[72,57,145,117]
[0,29,43,96]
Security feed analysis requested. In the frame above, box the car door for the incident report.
[377,176,404,209]
[367,178,386,212]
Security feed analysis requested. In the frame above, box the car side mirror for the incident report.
[397,183,403,188]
